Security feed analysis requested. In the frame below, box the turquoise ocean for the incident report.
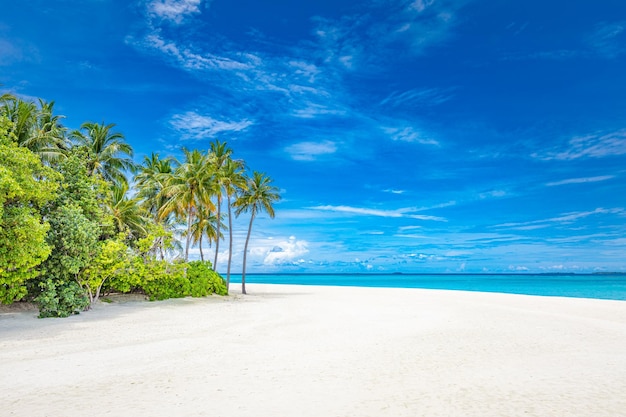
[229,273,626,301]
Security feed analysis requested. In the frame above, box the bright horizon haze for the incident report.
[2,0,626,273]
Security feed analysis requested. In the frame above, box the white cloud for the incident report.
[170,111,253,140]
[263,236,310,265]
[285,140,337,161]
[143,33,253,71]
[411,0,435,13]
[533,130,626,160]
[291,103,346,119]
[311,205,447,221]
[479,189,507,199]
[414,200,457,211]
[546,175,615,187]
[289,60,320,83]
[585,21,626,58]
[382,126,439,145]
[148,0,203,24]
[380,87,454,108]
[508,265,529,271]
[398,225,422,232]
[495,207,625,229]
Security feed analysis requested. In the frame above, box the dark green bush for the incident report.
[35,279,89,318]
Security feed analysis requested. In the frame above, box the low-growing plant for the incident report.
[35,279,89,318]
[140,260,227,300]
[187,261,228,296]
[141,262,189,301]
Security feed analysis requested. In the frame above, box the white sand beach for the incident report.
[1,284,625,417]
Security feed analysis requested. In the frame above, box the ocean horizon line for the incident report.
[233,272,626,276]
[227,272,626,301]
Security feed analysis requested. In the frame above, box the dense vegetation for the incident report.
[0,92,280,317]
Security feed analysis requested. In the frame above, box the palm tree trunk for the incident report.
[159,237,165,260]
[185,205,193,261]
[241,212,255,295]
[226,194,234,291]
[213,194,222,271]
[199,236,204,261]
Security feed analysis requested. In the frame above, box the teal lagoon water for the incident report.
[229,273,626,301]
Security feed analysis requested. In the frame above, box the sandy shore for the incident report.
[1,284,625,417]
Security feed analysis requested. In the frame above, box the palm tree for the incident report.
[70,121,135,186]
[158,149,216,261]
[135,153,173,218]
[26,99,69,165]
[0,97,68,165]
[234,171,280,294]
[0,97,36,145]
[106,182,148,240]
[209,140,233,271]
[134,153,180,260]
[222,158,247,289]
[190,207,225,262]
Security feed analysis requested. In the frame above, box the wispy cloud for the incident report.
[495,207,625,230]
[414,200,457,211]
[369,0,469,54]
[0,38,39,66]
[380,87,454,108]
[310,204,447,221]
[546,175,615,187]
[585,21,626,58]
[148,0,203,24]
[478,189,507,199]
[382,126,439,145]
[533,130,626,160]
[310,0,469,74]
[170,111,252,140]
[142,33,253,71]
[502,49,585,61]
[284,140,337,161]
[398,225,422,232]
[129,0,467,161]
[291,103,346,119]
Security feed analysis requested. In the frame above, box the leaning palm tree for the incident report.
[209,140,233,271]
[70,121,135,186]
[158,149,216,261]
[234,171,281,294]
[222,158,247,289]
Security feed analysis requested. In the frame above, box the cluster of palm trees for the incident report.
[1,93,280,293]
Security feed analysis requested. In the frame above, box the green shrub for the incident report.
[35,279,89,318]
[187,261,228,296]
[140,260,227,300]
[141,262,189,301]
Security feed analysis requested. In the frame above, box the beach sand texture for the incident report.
[1,284,625,417]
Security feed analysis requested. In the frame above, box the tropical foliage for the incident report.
[0,91,280,315]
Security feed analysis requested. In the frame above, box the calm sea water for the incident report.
[229,273,626,301]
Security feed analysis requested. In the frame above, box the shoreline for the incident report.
[2,283,626,416]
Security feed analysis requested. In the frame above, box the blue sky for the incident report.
[2,0,626,273]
